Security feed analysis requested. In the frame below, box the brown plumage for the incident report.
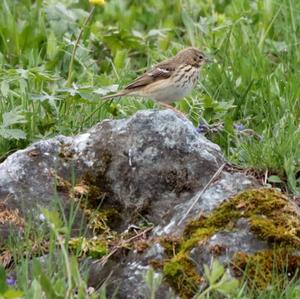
[102,47,208,104]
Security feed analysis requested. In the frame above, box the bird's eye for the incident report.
[199,55,203,60]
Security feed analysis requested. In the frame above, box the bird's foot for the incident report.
[159,103,187,118]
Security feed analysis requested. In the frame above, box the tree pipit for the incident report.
[103,47,209,114]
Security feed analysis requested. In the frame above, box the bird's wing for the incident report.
[124,60,175,90]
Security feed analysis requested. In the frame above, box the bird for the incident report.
[102,47,209,110]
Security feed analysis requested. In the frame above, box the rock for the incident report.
[0,109,224,229]
[154,171,258,236]
[87,185,300,299]
[94,171,258,298]
[161,188,300,298]
[4,109,292,299]
[87,243,178,299]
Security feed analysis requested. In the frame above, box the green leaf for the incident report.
[16,69,28,79]
[0,267,7,294]
[19,79,27,95]
[182,11,195,46]
[31,93,61,102]
[217,275,239,296]
[0,128,26,140]
[204,260,224,285]
[32,259,42,280]
[3,289,23,299]
[268,175,282,183]
[76,286,87,299]
[70,256,81,286]
[0,81,9,97]
[1,107,26,128]
[40,208,63,230]
[48,3,76,22]
[93,85,119,96]
[144,267,162,295]
[144,267,154,289]
[39,272,64,299]
[203,264,210,284]
[30,279,43,299]
[113,49,127,71]
[47,31,58,60]
[98,285,106,299]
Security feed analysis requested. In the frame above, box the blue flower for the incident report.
[6,277,16,286]
[234,123,245,132]
[196,124,208,133]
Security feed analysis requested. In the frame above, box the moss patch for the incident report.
[84,207,122,233]
[58,143,74,160]
[232,249,300,289]
[183,188,300,248]
[0,202,25,228]
[68,237,108,258]
[50,171,72,193]
[163,253,204,298]
[71,149,114,209]
[160,188,300,298]
[163,168,193,194]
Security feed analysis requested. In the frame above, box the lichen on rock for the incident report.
[159,188,300,298]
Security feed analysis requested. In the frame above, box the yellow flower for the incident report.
[89,0,105,5]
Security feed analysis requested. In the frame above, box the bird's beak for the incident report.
[205,56,213,64]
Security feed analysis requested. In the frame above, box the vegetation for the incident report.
[1,0,300,298]
[161,188,300,298]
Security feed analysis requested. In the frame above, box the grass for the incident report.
[0,0,300,297]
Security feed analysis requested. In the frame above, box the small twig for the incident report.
[97,226,153,266]
[264,169,268,185]
[177,163,226,226]
[66,6,95,86]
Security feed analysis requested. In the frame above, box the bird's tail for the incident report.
[101,90,129,100]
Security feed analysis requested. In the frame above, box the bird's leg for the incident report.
[159,102,187,117]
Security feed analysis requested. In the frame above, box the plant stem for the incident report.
[56,232,73,299]
[66,6,95,87]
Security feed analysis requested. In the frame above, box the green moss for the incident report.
[183,188,300,248]
[180,227,216,252]
[85,208,122,233]
[52,173,72,193]
[159,236,180,256]
[68,237,108,258]
[249,215,300,247]
[163,253,203,299]
[159,188,300,297]
[232,249,300,289]
[70,149,114,209]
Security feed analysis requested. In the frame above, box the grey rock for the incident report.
[189,218,270,276]
[0,109,263,298]
[87,244,177,299]
[100,172,258,298]
[0,109,224,228]
[154,171,258,236]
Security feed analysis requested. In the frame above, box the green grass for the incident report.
[1,0,300,297]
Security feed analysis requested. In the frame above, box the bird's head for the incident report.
[176,47,209,67]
